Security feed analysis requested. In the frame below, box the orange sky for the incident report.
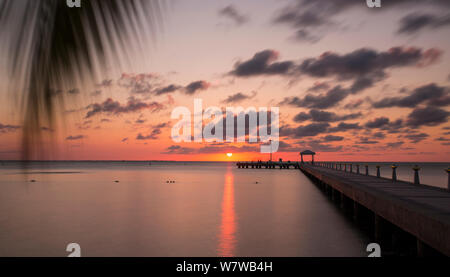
[0,1,449,162]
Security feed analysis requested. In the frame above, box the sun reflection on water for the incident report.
[217,167,236,257]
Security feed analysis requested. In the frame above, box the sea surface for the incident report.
[0,161,447,257]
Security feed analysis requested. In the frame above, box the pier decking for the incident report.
[237,161,450,256]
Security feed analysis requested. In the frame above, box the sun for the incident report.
[226,153,233,157]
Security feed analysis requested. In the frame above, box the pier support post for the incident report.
[340,194,352,213]
[376,165,381,178]
[416,239,438,257]
[365,165,369,176]
[356,164,360,174]
[446,168,450,190]
[332,189,340,204]
[350,164,353,173]
[353,201,360,222]
[391,165,397,182]
[374,215,390,243]
[412,165,420,185]
[344,164,347,172]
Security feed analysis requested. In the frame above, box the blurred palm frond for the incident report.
[0,0,165,159]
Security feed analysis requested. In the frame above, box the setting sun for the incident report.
[226,153,233,157]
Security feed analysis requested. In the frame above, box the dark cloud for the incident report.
[136,122,169,140]
[281,86,350,109]
[222,91,257,104]
[382,119,404,133]
[185,80,211,95]
[118,73,158,94]
[229,50,295,77]
[197,144,260,154]
[219,110,276,142]
[321,135,344,142]
[403,132,429,143]
[362,117,404,133]
[280,122,329,138]
[344,99,364,109]
[154,84,181,95]
[85,97,164,118]
[297,47,441,82]
[307,141,343,152]
[232,47,440,106]
[365,117,390,128]
[274,9,328,28]
[373,83,450,108]
[154,122,169,129]
[162,144,261,155]
[273,0,450,42]
[386,142,404,148]
[327,122,362,133]
[372,132,386,139]
[136,129,161,140]
[76,120,92,130]
[66,135,85,140]
[398,13,450,34]
[219,5,248,25]
[307,82,330,92]
[293,109,362,123]
[292,29,320,43]
[282,121,363,138]
[435,137,450,142]
[0,123,20,133]
[406,106,449,127]
[117,73,206,96]
[275,47,441,110]
[277,140,303,152]
[162,145,195,155]
[356,137,379,144]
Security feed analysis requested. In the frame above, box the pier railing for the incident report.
[312,162,450,190]
[236,161,450,190]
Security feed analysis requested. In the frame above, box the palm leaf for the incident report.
[0,0,165,159]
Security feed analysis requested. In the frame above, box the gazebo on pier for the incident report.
[300,150,316,165]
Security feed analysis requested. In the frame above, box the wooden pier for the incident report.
[236,161,301,169]
[237,161,450,256]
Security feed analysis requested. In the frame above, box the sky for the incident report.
[0,0,449,161]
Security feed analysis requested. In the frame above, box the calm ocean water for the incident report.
[0,161,447,257]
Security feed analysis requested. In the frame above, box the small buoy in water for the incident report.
[255,181,259,184]
[114,180,119,183]
[166,181,169,183]
[30,180,36,183]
